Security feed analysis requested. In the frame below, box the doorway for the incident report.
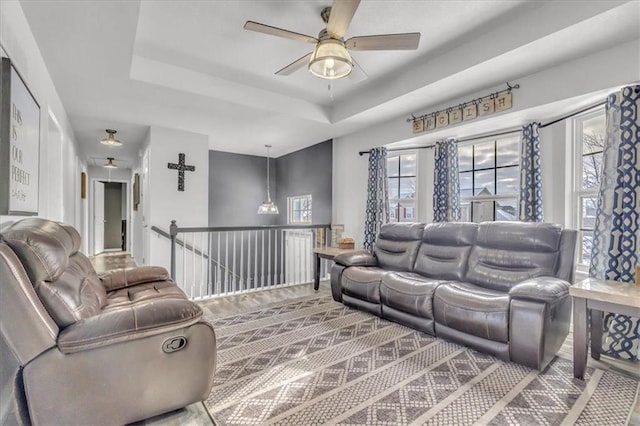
[93,181,127,254]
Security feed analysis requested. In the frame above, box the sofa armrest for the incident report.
[509,277,571,303]
[333,251,377,267]
[57,299,202,354]
[99,266,170,291]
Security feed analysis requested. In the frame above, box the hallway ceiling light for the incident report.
[100,129,122,146]
[257,144,279,215]
[104,157,117,169]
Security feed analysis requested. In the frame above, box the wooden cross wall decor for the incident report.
[167,153,195,191]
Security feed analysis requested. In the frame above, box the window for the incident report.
[574,108,605,265]
[458,136,520,222]
[387,152,417,222]
[288,195,312,224]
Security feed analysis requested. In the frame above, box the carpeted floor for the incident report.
[203,294,640,425]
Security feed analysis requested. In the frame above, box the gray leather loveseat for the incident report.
[0,218,216,425]
[331,221,577,370]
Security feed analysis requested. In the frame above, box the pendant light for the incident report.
[103,157,117,169]
[257,144,279,215]
[100,129,122,146]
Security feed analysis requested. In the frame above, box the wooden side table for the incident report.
[313,247,367,291]
[570,278,640,379]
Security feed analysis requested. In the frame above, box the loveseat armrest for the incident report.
[333,251,377,267]
[57,299,202,354]
[509,277,570,303]
[99,266,171,291]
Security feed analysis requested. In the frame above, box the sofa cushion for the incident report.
[380,272,446,320]
[35,252,108,328]
[373,222,424,272]
[465,222,562,292]
[434,282,510,343]
[2,218,76,282]
[413,222,477,280]
[342,266,388,303]
[106,280,188,309]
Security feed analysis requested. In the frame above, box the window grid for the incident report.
[387,152,417,222]
[287,195,312,225]
[459,137,520,223]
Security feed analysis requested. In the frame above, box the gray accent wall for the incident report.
[208,141,332,227]
[275,140,332,226]
[208,150,277,227]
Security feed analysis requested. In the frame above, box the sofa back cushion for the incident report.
[1,219,107,328]
[465,222,563,292]
[414,222,477,280]
[374,223,425,272]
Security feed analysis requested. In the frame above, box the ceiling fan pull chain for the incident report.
[328,82,334,101]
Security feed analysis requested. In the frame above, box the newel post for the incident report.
[170,220,177,280]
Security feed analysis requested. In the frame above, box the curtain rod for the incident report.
[358,100,607,156]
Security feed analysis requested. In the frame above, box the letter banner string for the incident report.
[408,83,520,134]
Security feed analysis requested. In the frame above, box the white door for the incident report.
[93,181,105,255]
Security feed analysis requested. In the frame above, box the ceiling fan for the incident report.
[244,0,420,81]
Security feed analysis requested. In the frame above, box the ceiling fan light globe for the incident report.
[308,39,352,79]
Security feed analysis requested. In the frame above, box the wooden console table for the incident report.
[570,277,640,379]
[313,247,366,291]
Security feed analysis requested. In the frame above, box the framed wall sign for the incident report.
[0,57,41,215]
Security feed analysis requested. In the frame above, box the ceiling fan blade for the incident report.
[244,21,317,44]
[326,0,361,39]
[346,33,421,50]
[275,52,313,76]
[348,56,368,83]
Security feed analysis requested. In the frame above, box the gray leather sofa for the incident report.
[331,221,577,371]
[0,218,216,425]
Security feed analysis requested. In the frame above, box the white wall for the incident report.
[146,126,209,270]
[131,130,150,265]
[333,40,639,247]
[0,1,86,238]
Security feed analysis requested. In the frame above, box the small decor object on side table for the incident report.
[338,237,355,249]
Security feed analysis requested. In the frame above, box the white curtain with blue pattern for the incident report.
[433,139,460,222]
[519,122,544,222]
[364,147,389,253]
[589,85,640,361]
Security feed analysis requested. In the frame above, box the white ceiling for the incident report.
[18,0,640,165]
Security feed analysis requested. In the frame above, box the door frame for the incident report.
[89,177,131,255]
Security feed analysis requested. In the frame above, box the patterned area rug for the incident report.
[203,294,639,425]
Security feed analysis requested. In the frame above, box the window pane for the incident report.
[400,154,416,176]
[399,177,416,199]
[458,145,473,172]
[389,203,399,222]
[388,178,399,199]
[460,172,473,198]
[582,153,602,189]
[581,196,598,229]
[496,198,518,221]
[460,202,471,222]
[474,141,495,169]
[398,202,415,222]
[496,166,519,195]
[582,114,605,154]
[497,136,519,167]
[581,231,594,264]
[472,200,495,222]
[294,198,301,210]
[293,210,301,223]
[474,170,495,195]
[387,156,400,177]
